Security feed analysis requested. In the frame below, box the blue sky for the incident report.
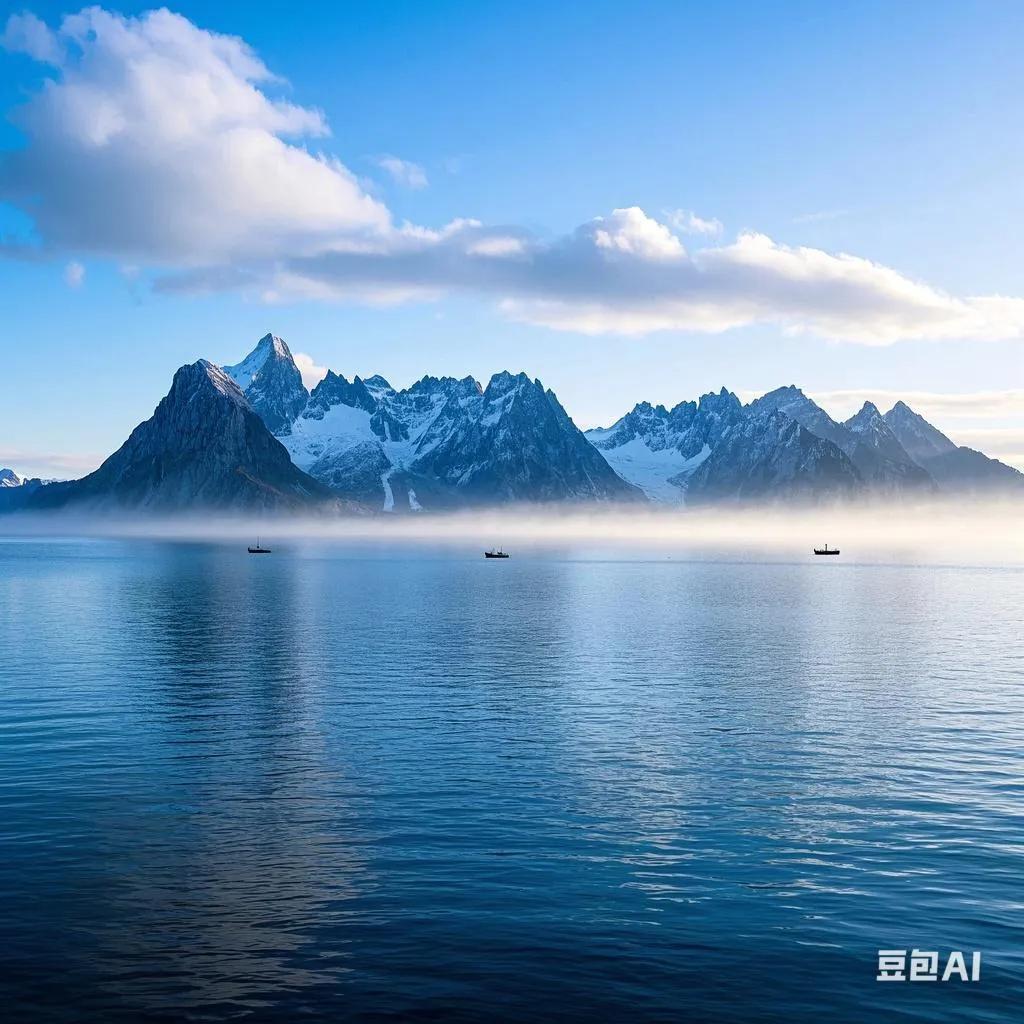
[1,0,1022,476]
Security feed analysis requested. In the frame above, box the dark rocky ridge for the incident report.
[24,361,341,512]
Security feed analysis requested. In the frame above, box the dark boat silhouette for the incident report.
[813,544,840,556]
[248,537,271,554]
[484,548,509,559]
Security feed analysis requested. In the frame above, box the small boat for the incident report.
[813,544,840,556]
[484,548,509,559]
[248,537,271,554]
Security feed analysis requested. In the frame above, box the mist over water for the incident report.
[1,508,1022,1021]
[2,499,1021,565]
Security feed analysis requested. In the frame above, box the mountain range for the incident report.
[2,333,1021,514]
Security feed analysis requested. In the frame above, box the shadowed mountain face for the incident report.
[587,384,1024,504]
[749,388,934,492]
[5,330,1021,516]
[280,367,641,509]
[841,402,935,492]
[25,361,339,512]
[748,386,852,450]
[884,401,1024,493]
[686,409,862,504]
[222,335,639,510]
[587,387,861,504]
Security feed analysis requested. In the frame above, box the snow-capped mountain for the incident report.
[884,401,1024,492]
[224,334,308,435]
[281,367,639,509]
[25,360,341,512]
[586,386,972,503]
[586,389,745,502]
[4,328,1020,517]
[588,389,862,505]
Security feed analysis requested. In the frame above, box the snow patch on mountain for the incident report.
[586,433,709,502]
[275,367,637,509]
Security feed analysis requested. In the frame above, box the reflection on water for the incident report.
[0,539,1022,1022]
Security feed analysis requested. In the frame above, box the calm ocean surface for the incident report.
[1,537,1022,1023]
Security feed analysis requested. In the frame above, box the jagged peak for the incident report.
[756,384,806,401]
[845,400,885,430]
[485,370,537,397]
[309,369,352,396]
[186,359,247,402]
[697,387,741,411]
[667,398,697,417]
[223,333,300,395]
[255,332,292,359]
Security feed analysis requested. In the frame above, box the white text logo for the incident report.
[877,950,981,982]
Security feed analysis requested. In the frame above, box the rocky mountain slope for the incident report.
[841,401,935,492]
[587,387,862,503]
[225,336,640,510]
[685,408,862,504]
[25,361,341,512]
[4,330,1020,515]
[884,401,1023,492]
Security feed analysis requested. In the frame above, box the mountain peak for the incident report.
[844,401,886,432]
[0,468,25,488]
[255,333,292,359]
[193,359,247,402]
[883,400,957,461]
[356,374,395,400]
[29,356,335,512]
[485,370,536,398]
[223,334,308,435]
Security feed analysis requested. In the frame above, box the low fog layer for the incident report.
[1,500,1021,565]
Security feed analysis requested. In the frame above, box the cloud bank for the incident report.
[5,7,1024,345]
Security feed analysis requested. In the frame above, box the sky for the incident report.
[1,0,1022,478]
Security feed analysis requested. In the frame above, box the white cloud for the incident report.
[63,259,84,287]
[0,7,390,264]
[292,351,328,389]
[592,207,686,260]
[6,8,1024,347]
[375,155,428,190]
[467,235,527,257]
[664,208,723,236]
[1,11,64,63]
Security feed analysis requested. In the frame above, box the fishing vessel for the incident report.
[484,548,509,559]
[248,537,272,554]
[813,544,840,556]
